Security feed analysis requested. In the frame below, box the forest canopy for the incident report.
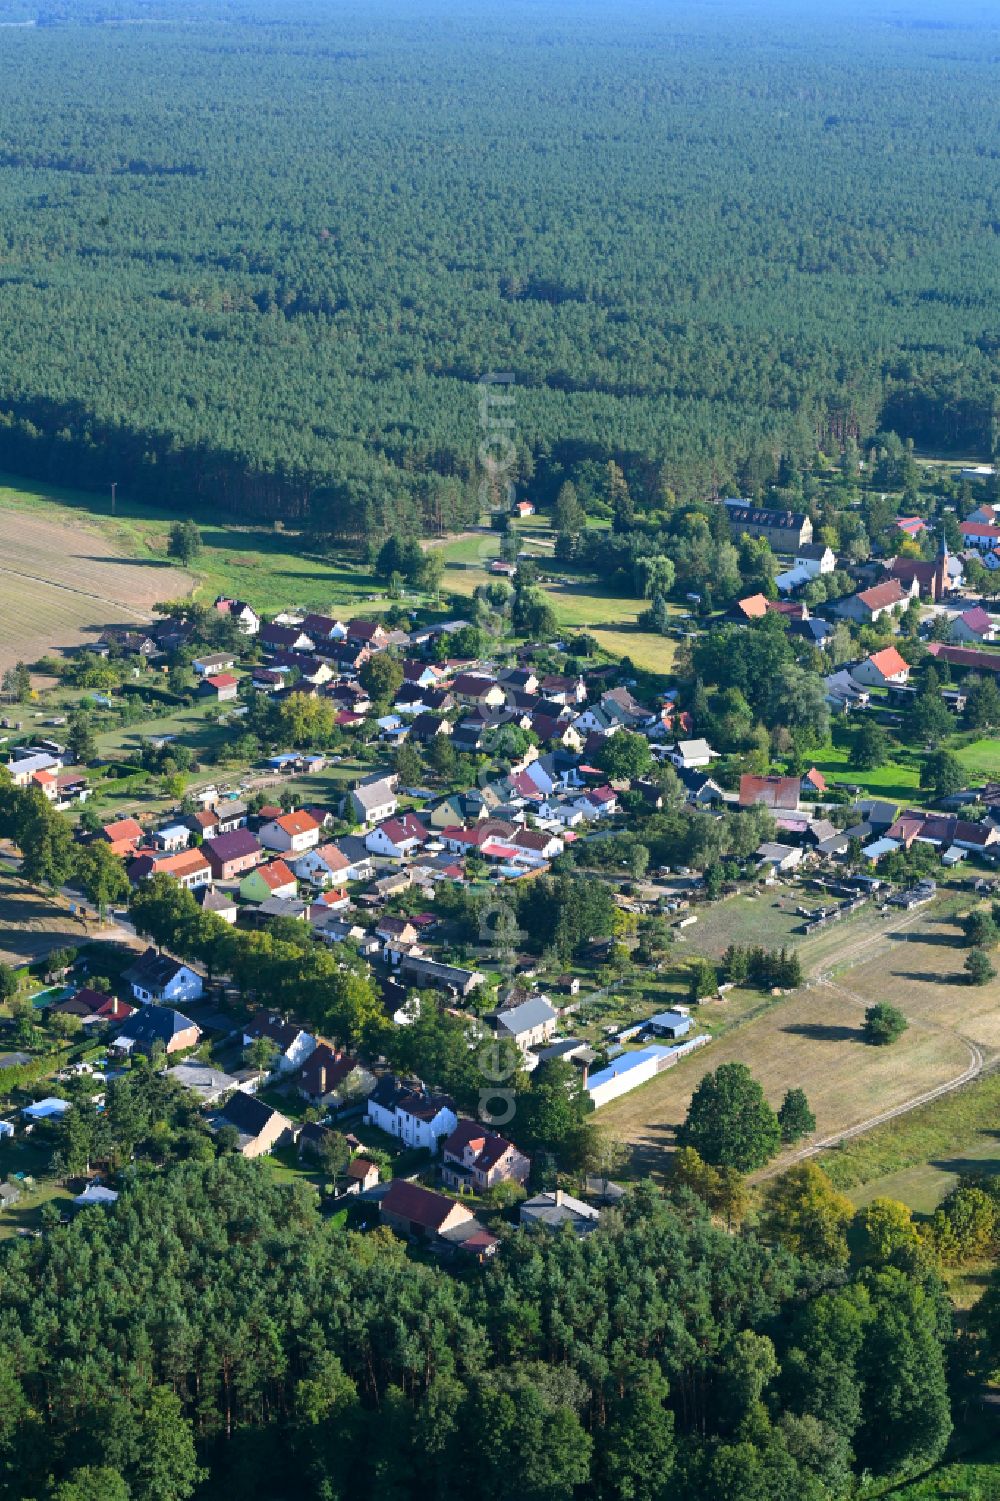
[0,1,994,529]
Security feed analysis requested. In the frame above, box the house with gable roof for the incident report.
[259,809,321,855]
[835,577,916,623]
[441,1118,531,1193]
[350,775,398,826]
[380,1178,498,1260]
[365,1075,458,1152]
[365,812,429,860]
[852,646,911,688]
[951,607,996,645]
[739,774,800,812]
[123,948,204,1006]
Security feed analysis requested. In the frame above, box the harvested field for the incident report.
[0,502,188,671]
[602,897,995,1181]
[0,863,97,964]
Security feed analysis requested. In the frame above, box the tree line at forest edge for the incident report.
[0,3,994,528]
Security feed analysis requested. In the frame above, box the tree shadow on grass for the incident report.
[782,1022,864,1043]
[893,970,963,985]
[621,1121,681,1181]
[886,930,963,948]
[76,554,175,569]
[930,1153,1000,1179]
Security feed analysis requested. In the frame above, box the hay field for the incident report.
[0,502,188,671]
[601,899,994,1179]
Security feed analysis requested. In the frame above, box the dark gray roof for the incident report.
[198,886,237,912]
[123,947,190,990]
[220,1090,284,1136]
[798,542,833,560]
[119,1007,198,1044]
[728,506,808,528]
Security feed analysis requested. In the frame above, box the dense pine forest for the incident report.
[2,1151,991,1501]
[0,0,995,531]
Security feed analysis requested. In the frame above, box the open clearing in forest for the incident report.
[603,895,1000,1181]
[438,527,678,673]
[0,497,190,672]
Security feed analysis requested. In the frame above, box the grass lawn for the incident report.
[265,1143,327,1195]
[602,892,993,1182]
[0,1135,73,1239]
[955,736,1000,783]
[807,738,922,805]
[820,1067,1000,1205]
[94,701,232,762]
[440,538,677,674]
[878,1454,1000,1501]
[681,882,891,962]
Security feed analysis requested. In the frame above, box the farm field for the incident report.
[0,496,190,673]
[0,474,390,627]
[602,894,999,1180]
[0,862,97,965]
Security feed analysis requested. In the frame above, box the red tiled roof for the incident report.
[382,1178,465,1231]
[739,774,800,811]
[102,817,143,844]
[857,579,910,611]
[868,646,910,678]
[927,642,1000,673]
[273,810,320,836]
[961,520,1000,540]
[154,849,211,878]
[959,607,993,634]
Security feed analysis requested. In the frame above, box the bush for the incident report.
[862,1002,908,1046]
[961,910,999,949]
[964,949,996,986]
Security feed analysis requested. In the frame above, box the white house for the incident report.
[293,841,353,886]
[572,705,620,736]
[756,842,804,873]
[959,518,1000,551]
[492,996,558,1053]
[350,776,398,826]
[242,1012,317,1074]
[951,607,996,644]
[365,1075,458,1153]
[214,597,261,635]
[259,809,322,855]
[797,542,836,574]
[851,645,910,689]
[122,948,205,1006]
[365,813,428,861]
[669,738,717,770]
[540,798,587,828]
